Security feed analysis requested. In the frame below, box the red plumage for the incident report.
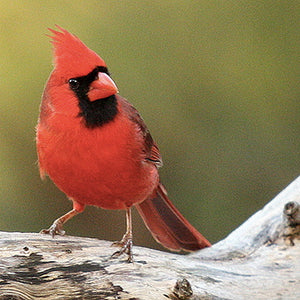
[37,26,210,261]
[49,26,107,80]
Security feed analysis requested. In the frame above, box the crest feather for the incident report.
[48,25,106,80]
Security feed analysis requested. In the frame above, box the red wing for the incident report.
[117,95,163,168]
[147,141,163,167]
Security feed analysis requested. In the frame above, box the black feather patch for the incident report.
[68,66,118,128]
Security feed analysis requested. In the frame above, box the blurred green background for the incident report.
[0,1,299,251]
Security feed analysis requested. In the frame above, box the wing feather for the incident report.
[117,95,163,168]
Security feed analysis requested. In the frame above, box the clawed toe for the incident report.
[110,208,133,262]
[111,236,133,262]
[40,220,65,237]
[40,209,79,238]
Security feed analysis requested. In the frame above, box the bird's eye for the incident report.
[68,78,79,90]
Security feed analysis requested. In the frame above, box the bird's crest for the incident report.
[48,25,106,80]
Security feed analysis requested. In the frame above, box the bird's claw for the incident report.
[111,235,133,262]
[40,220,65,237]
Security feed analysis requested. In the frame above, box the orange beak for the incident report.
[88,72,118,101]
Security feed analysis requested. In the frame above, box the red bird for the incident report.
[36,26,210,262]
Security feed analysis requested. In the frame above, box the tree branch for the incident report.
[0,177,299,299]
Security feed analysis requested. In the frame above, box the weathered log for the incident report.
[0,177,299,299]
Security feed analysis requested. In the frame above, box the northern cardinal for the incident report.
[36,26,210,262]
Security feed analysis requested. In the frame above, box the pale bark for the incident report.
[0,177,299,299]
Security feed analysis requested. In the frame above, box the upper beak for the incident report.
[89,72,118,101]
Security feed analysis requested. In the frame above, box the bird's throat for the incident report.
[78,94,118,128]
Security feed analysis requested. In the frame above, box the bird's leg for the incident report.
[40,208,79,237]
[111,208,133,262]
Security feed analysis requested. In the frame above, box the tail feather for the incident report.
[136,183,211,251]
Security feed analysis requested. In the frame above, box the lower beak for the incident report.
[89,72,118,101]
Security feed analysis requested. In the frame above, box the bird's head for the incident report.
[48,26,118,101]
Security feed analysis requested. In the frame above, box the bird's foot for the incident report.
[40,219,65,237]
[111,233,133,263]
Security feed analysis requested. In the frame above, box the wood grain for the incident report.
[0,176,299,299]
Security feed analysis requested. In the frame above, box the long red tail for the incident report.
[135,183,211,251]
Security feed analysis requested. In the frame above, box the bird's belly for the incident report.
[37,124,158,210]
